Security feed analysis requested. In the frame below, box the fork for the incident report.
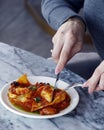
[64,83,83,91]
[54,73,60,89]
[52,73,60,101]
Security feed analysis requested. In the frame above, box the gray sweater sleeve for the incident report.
[41,0,84,30]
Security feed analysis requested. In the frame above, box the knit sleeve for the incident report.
[41,0,84,30]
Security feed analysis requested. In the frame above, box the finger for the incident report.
[82,81,89,87]
[52,31,63,48]
[87,68,101,94]
[55,34,76,74]
[89,61,104,92]
[97,73,104,90]
[95,86,101,91]
[52,33,64,62]
[52,33,58,46]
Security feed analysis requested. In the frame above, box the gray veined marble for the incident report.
[0,42,104,130]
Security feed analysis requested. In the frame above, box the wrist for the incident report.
[68,17,86,32]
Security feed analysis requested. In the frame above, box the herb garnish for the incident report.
[34,97,41,103]
[28,85,37,90]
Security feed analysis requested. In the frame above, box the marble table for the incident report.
[0,42,104,130]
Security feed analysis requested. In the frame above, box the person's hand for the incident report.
[52,18,85,74]
[83,60,104,93]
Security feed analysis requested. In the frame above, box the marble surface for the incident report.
[0,42,104,130]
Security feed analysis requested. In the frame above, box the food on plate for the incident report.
[8,74,71,115]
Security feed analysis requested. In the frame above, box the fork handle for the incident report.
[54,73,60,87]
[65,83,83,91]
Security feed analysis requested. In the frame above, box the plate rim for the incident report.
[0,76,79,119]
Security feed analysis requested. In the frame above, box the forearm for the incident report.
[41,0,84,30]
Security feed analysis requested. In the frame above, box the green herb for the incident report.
[28,85,37,90]
[34,97,41,103]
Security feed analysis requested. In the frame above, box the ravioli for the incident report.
[8,74,71,115]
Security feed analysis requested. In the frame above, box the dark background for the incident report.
[0,0,96,58]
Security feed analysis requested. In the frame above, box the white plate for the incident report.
[0,76,79,119]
